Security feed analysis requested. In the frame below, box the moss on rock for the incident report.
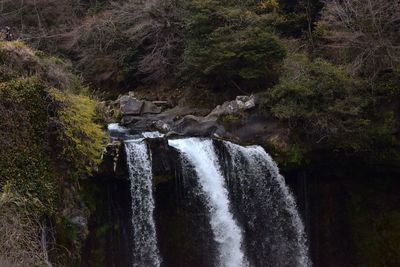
[0,41,106,266]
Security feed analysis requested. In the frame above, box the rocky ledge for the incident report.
[109,93,289,146]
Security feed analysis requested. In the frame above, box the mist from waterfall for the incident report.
[125,140,161,267]
[168,138,248,267]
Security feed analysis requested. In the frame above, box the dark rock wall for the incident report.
[285,160,400,267]
[81,177,133,267]
[83,139,400,267]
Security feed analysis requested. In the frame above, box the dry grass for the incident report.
[0,190,50,267]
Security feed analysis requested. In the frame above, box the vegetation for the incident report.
[182,0,286,89]
[48,88,105,176]
[264,54,369,145]
[316,0,400,78]
[0,42,105,265]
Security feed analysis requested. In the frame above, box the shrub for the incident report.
[182,0,286,90]
[48,88,106,176]
[0,186,48,267]
[0,77,57,212]
[264,54,370,144]
[375,67,400,98]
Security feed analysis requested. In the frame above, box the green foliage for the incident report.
[183,0,286,90]
[264,53,370,144]
[49,88,106,176]
[375,67,400,98]
[0,42,106,265]
[0,77,57,213]
[358,111,400,166]
[265,140,304,169]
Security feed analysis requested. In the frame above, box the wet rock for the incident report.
[110,93,286,146]
[98,140,128,178]
[153,120,172,133]
[121,115,142,125]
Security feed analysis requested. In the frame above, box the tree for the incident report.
[0,0,85,49]
[317,0,400,78]
[73,0,183,86]
[182,0,286,90]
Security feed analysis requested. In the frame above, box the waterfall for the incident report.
[168,138,248,267]
[119,131,310,267]
[125,140,161,267]
[223,141,311,267]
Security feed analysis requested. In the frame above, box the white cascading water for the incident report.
[168,138,248,267]
[223,141,311,267]
[125,140,161,267]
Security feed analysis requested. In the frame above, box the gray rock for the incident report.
[172,115,229,138]
[119,96,143,115]
[121,115,142,125]
[142,101,162,114]
[205,95,255,120]
[153,120,171,133]
[236,95,255,110]
[111,93,285,145]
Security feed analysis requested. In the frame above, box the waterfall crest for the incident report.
[125,140,161,267]
[223,141,311,267]
[168,138,248,267]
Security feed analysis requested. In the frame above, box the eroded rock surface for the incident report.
[109,93,289,146]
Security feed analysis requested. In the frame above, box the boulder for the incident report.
[236,95,255,110]
[171,115,230,138]
[205,95,256,120]
[153,120,172,133]
[119,96,143,116]
[142,100,162,114]
[121,115,142,125]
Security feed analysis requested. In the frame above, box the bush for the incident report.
[0,187,48,267]
[182,0,286,90]
[375,67,400,98]
[0,77,57,212]
[264,54,370,144]
[48,88,106,176]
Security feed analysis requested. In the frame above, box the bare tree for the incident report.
[72,0,183,84]
[0,0,85,50]
[318,0,400,78]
